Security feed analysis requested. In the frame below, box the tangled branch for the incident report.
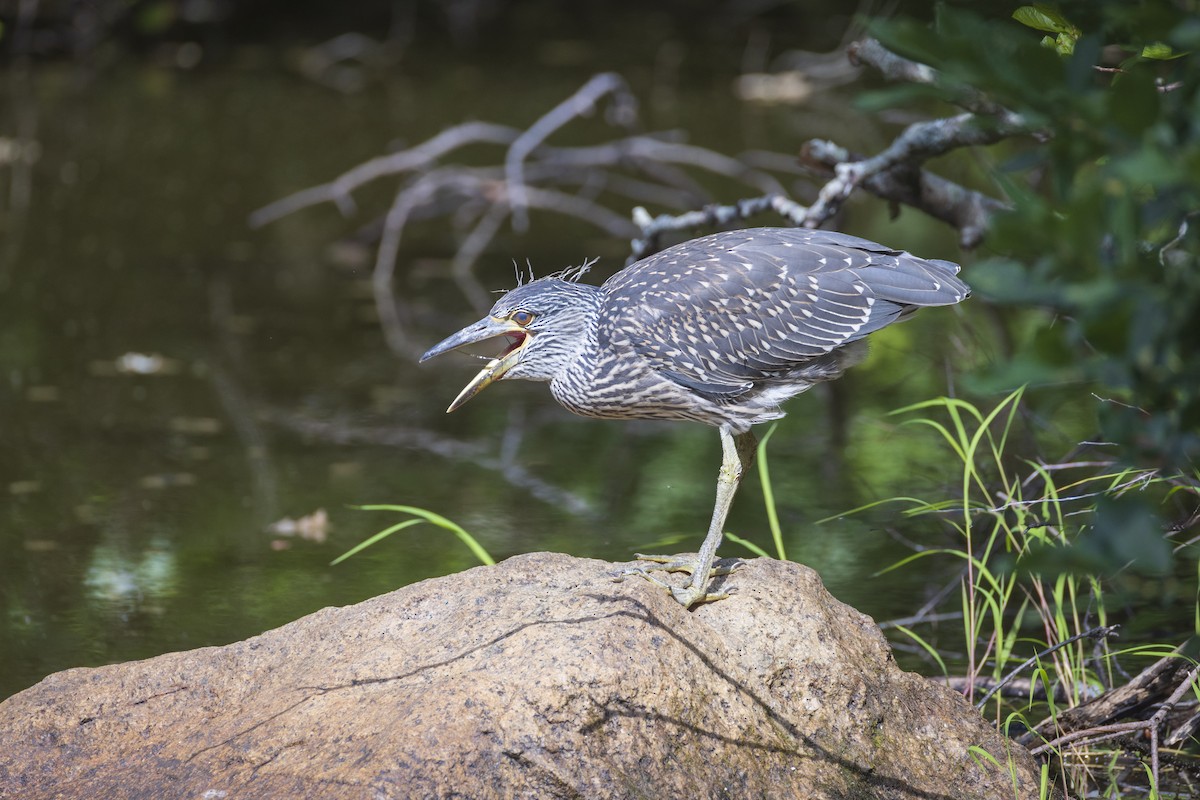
[1026,654,1200,790]
[250,77,794,356]
[797,37,1033,240]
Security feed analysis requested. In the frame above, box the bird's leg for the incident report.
[625,425,757,608]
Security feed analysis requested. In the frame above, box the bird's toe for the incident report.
[631,553,697,574]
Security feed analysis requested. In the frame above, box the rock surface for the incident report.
[0,553,1044,799]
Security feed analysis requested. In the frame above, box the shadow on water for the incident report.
[0,31,975,700]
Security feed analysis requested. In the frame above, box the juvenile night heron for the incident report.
[421,227,970,607]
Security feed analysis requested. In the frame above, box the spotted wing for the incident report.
[598,227,969,398]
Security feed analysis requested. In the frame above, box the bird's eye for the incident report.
[510,310,535,326]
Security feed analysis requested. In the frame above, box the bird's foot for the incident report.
[615,555,740,608]
[629,553,738,576]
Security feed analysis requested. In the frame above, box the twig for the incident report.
[939,675,1075,704]
[505,72,638,233]
[1159,210,1198,267]
[1029,720,1148,755]
[976,625,1119,709]
[877,611,962,630]
[1149,663,1200,784]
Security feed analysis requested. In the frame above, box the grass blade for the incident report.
[756,423,787,560]
[330,518,425,565]
[352,504,496,565]
[725,532,773,559]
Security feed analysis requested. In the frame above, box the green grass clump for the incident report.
[798,387,1200,798]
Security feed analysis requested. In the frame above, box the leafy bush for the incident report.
[858,4,1199,587]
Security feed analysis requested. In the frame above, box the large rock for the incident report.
[0,553,1044,799]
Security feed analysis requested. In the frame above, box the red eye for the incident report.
[511,310,535,326]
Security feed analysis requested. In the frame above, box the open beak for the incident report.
[419,318,530,412]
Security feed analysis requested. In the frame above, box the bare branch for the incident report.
[505,72,638,233]
[452,203,511,312]
[628,194,808,261]
[373,175,444,357]
[623,138,787,196]
[804,112,1029,230]
[250,122,520,228]
[521,186,640,239]
[800,38,1040,237]
[800,139,1007,249]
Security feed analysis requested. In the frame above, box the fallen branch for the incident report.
[938,675,1073,704]
[250,73,808,353]
[1025,652,1200,791]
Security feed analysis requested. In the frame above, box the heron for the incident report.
[420,227,970,608]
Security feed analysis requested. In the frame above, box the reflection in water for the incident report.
[83,539,178,613]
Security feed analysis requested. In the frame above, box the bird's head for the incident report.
[420,277,600,412]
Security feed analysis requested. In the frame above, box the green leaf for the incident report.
[1053,32,1076,56]
[1140,42,1184,60]
[1013,5,1078,36]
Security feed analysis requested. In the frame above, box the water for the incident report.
[1,40,979,700]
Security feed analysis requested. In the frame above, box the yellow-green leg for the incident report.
[623,425,757,608]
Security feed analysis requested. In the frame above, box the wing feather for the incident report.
[599,228,968,399]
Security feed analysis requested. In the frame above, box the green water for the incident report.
[1,34,990,700]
